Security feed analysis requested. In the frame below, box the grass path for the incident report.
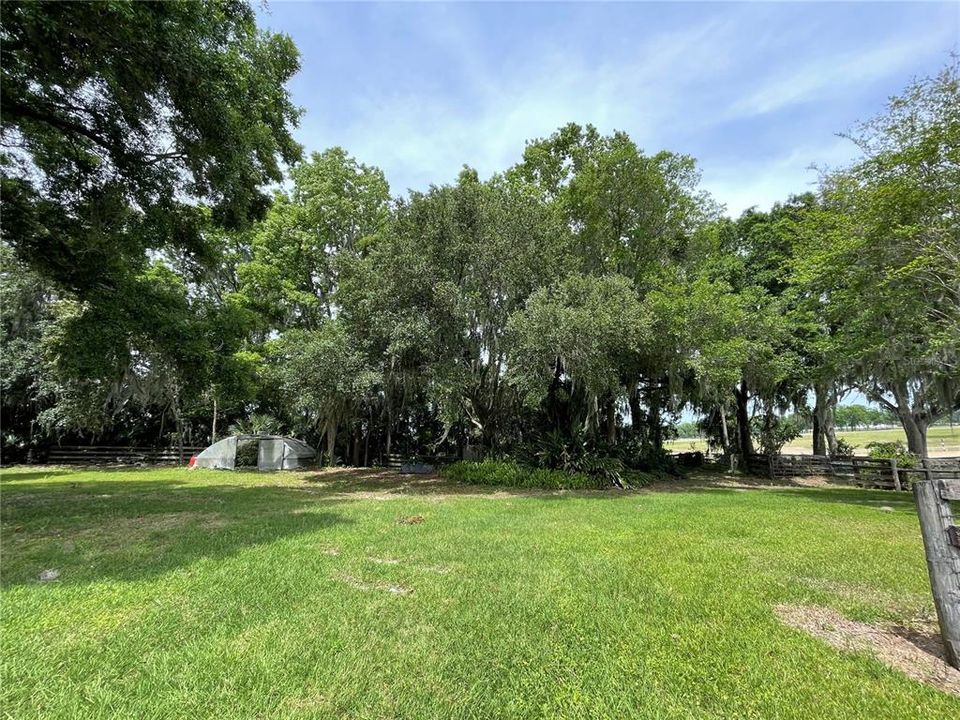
[2,466,958,718]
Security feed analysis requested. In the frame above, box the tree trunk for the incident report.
[174,402,184,465]
[363,412,371,467]
[734,378,754,458]
[606,398,617,446]
[900,411,929,457]
[719,403,736,471]
[812,386,825,456]
[326,422,338,464]
[823,400,838,456]
[352,424,361,466]
[211,393,218,443]
[646,382,663,451]
[628,385,644,440]
[889,381,931,458]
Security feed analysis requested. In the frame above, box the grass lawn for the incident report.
[666,425,960,456]
[2,465,957,718]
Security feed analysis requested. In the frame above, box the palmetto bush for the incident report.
[441,460,604,490]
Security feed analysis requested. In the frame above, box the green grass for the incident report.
[1,466,956,719]
[666,425,960,455]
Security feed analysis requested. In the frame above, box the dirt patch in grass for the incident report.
[775,603,960,697]
[340,574,413,596]
[80,511,230,539]
[794,576,930,610]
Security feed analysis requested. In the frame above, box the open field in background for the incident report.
[2,465,958,718]
[666,425,960,457]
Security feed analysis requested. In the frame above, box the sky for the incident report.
[257,1,959,218]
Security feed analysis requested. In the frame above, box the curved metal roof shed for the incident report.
[192,435,316,471]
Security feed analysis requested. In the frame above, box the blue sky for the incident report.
[258,2,958,217]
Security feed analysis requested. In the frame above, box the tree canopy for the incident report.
[1,3,956,467]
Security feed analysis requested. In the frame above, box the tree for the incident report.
[516,124,717,451]
[795,60,960,456]
[507,274,649,439]
[268,321,379,462]
[1,2,302,444]
[238,148,391,330]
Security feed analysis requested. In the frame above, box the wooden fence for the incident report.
[43,445,206,466]
[746,453,960,491]
[914,474,960,669]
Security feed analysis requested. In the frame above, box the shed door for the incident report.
[258,438,284,471]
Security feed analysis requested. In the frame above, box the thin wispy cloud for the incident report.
[259,2,959,216]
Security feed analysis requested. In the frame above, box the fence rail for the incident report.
[746,453,960,491]
[43,445,206,466]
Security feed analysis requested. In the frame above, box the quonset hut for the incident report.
[192,435,316,471]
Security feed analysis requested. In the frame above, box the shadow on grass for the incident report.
[299,466,918,508]
[765,486,916,510]
[0,469,75,482]
[1,478,352,588]
[301,467,633,500]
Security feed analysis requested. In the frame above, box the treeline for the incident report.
[1,3,958,468]
[676,406,925,439]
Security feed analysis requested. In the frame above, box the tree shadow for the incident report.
[640,467,917,509]
[301,467,634,500]
[764,486,916,511]
[0,469,75,482]
[1,478,352,588]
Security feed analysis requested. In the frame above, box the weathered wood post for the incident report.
[890,457,901,492]
[913,474,960,669]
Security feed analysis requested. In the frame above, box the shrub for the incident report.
[440,460,605,490]
[574,454,625,486]
[832,438,857,458]
[866,440,919,468]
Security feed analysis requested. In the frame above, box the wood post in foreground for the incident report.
[913,477,960,669]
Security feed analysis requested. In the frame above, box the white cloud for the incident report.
[728,32,950,118]
[288,3,955,213]
[302,13,749,193]
[701,137,858,217]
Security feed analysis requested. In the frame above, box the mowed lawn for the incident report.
[1,466,957,719]
[666,424,960,455]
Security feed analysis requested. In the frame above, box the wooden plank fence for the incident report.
[747,453,960,491]
[914,474,960,669]
[43,445,206,466]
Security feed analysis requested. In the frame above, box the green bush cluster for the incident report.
[441,460,605,490]
[866,440,919,467]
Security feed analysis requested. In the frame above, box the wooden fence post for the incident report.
[890,457,901,491]
[913,476,960,669]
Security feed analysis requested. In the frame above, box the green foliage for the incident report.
[526,430,625,485]
[752,414,805,456]
[229,414,283,437]
[792,59,960,454]
[865,441,919,468]
[508,274,649,408]
[440,460,604,490]
[1,11,955,472]
[268,321,379,436]
[833,405,894,429]
[833,437,857,458]
[0,1,302,449]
